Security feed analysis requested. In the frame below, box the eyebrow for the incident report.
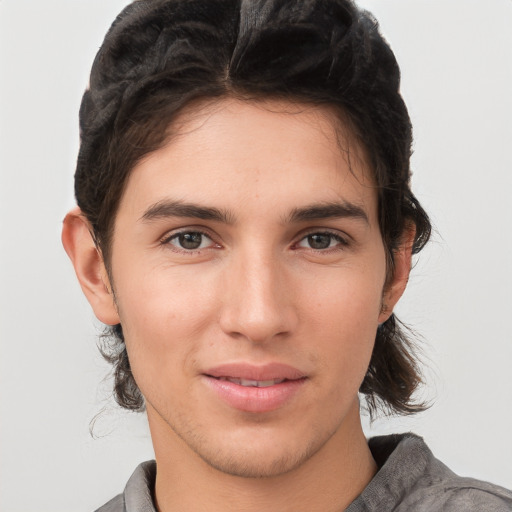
[140,200,235,224]
[140,199,369,225]
[286,201,369,225]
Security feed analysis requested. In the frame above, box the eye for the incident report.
[296,232,346,250]
[165,231,215,251]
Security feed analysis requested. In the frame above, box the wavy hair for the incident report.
[75,0,431,416]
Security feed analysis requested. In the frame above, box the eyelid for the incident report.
[296,227,350,242]
[160,228,209,243]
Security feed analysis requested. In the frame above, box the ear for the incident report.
[61,207,120,325]
[378,226,415,324]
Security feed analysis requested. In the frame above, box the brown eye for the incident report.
[168,231,212,250]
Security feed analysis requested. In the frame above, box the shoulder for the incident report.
[348,434,512,512]
[397,435,512,511]
[93,460,156,512]
[94,493,124,512]
[403,475,512,511]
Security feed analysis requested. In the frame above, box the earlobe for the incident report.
[378,227,415,324]
[62,207,120,326]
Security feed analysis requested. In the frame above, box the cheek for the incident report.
[300,264,385,373]
[112,265,219,379]
[302,262,385,328]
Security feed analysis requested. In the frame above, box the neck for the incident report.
[149,400,377,512]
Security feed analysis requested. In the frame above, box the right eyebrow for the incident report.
[140,199,236,224]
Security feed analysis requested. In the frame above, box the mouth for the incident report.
[214,377,288,388]
[202,363,307,413]
[204,362,306,382]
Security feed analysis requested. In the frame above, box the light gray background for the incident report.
[1,1,511,510]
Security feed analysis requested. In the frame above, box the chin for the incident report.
[180,421,332,479]
[195,440,318,479]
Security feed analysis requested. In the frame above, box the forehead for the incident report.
[118,97,377,223]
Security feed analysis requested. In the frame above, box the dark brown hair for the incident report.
[75,0,431,416]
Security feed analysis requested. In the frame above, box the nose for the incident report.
[218,250,298,344]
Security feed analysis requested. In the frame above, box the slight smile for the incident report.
[203,363,308,413]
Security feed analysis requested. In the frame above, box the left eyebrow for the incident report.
[285,201,369,225]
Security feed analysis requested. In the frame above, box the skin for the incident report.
[63,98,413,512]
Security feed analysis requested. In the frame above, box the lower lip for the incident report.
[203,376,306,413]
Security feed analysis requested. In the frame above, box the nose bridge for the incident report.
[219,242,295,342]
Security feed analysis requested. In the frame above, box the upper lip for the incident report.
[204,363,306,381]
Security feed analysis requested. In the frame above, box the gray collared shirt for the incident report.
[95,433,512,511]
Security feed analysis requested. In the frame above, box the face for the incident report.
[106,99,393,477]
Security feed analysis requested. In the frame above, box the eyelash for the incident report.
[160,229,349,254]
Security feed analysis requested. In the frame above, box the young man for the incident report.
[62,0,512,510]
